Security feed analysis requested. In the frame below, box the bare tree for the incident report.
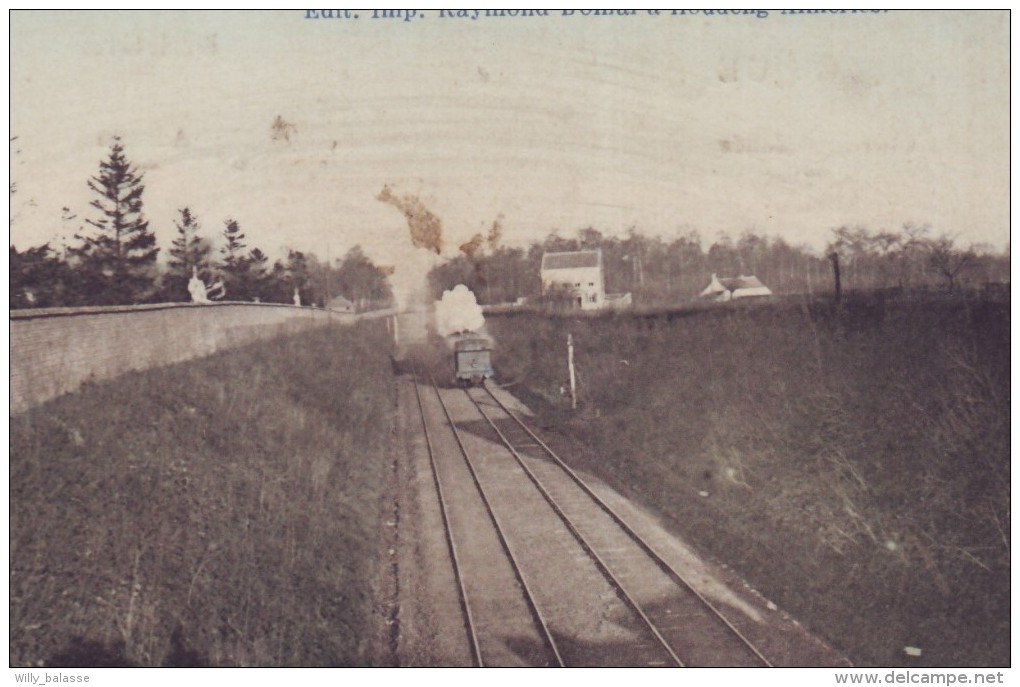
[927,234,976,291]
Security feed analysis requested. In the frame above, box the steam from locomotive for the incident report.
[435,284,485,337]
[375,184,494,383]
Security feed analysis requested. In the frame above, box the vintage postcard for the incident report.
[9,9,1010,679]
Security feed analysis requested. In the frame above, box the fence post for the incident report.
[567,333,577,411]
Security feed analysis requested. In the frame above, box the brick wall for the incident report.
[9,302,358,414]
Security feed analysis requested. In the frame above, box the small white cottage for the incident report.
[700,274,772,301]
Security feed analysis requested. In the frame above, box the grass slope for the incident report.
[487,296,1010,667]
[10,321,395,667]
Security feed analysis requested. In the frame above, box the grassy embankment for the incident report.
[10,321,395,667]
[487,295,1009,667]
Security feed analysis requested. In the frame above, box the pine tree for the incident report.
[70,137,159,304]
[219,218,249,300]
[285,249,310,304]
[246,248,270,302]
[163,207,212,301]
[267,259,291,303]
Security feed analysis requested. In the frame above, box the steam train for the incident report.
[450,332,494,386]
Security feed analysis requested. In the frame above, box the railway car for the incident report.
[452,334,494,386]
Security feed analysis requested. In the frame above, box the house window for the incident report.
[589,293,597,303]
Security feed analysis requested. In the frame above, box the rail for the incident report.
[411,364,563,667]
[475,381,773,667]
[409,360,482,665]
[465,385,685,666]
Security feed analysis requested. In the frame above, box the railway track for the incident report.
[409,361,773,666]
[468,382,773,667]
[410,361,561,666]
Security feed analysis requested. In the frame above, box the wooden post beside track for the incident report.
[567,333,576,411]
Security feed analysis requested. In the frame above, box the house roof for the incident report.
[700,274,771,297]
[541,250,601,270]
[719,275,766,290]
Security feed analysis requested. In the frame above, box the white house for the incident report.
[541,250,606,310]
[700,274,773,301]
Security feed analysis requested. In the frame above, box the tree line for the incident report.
[430,221,1009,306]
[10,138,394,311]
[13,138,1006,311]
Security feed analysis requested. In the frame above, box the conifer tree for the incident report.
[219,218,249,299]
[163,207,212,301]
[10,243,71,308]
[285,249,310,303]
[246,248,270,302]
[70,137,159,304]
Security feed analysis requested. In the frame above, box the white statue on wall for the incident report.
[188,267,225,304]
[293,288,301,306]
[188,268,208,303]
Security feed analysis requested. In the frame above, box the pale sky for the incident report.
[9,10,1011,272]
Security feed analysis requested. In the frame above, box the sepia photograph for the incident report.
[8,9,1010,677]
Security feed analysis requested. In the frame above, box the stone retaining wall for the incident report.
[9,302,357,414]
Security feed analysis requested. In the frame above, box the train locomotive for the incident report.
[450,332,494,386]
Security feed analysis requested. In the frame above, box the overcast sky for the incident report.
[9,10,1010,271]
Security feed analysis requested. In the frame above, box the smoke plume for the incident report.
[435,284,485,336]
[376,184,443,255]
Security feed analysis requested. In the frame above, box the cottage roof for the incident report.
[719,275,766,291]
[327,295,354,310]
[541,250,601,271]
[700,274,771,298]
